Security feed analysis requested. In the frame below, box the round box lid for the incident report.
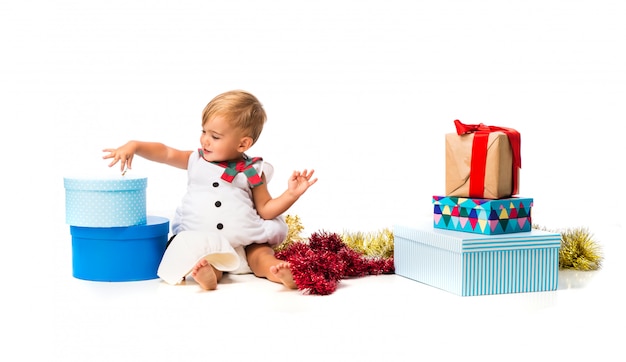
[64,176,147,191]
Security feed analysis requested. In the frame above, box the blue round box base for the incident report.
[70,216,169,282]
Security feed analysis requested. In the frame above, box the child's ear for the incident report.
[238,137,253,152]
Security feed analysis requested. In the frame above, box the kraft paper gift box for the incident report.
[393,224,561,296]
[446,120,521,199]
[70,216,169,282]
[64,176,147,227]
[432,196,533,235]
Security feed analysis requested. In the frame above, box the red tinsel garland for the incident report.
[275,231,395,295]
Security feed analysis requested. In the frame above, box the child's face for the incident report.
[200,115,251,162]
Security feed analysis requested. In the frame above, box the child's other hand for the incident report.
[102,142,137,172]
[288,169,318,197]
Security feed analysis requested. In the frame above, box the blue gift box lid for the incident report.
[70,216,169,239]
[64,176,147,192]
[433,195,533,210]
[394,224,561,253]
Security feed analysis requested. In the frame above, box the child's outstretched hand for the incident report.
[102,141,137,172]
[288,169,318,197]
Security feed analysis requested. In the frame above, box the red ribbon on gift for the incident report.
[454,119,521,198]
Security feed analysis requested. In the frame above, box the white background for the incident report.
[3,0,624,234]
[1,1,624,360]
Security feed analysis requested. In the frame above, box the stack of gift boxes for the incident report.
[64,176,170,282]
[394,120,561,296]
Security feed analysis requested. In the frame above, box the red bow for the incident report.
[454,120,521,197]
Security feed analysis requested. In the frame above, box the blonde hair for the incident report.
[202,90,267,144]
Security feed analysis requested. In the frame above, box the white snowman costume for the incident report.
[157,151,288,285]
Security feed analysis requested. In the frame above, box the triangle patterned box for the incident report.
[433,196,532,235]
[393,224,561,296]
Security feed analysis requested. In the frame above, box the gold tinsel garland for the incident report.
[339,229,394,259]
[276,215,394,258]
[273,215,305,253]
[534,225,603,271]
[279,216,603,272]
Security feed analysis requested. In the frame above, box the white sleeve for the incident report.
[257,160,274,183]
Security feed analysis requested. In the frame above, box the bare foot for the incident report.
[191,259,218,291]
[269,262,297,289]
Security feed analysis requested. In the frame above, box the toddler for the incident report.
[103,90,317,290]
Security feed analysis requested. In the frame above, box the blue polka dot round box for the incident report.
[64,176,148,227]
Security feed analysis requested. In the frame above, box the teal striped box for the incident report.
[393,225,561,296]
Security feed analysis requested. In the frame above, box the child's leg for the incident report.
[245,243,297,289]
[191,259,223,291]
